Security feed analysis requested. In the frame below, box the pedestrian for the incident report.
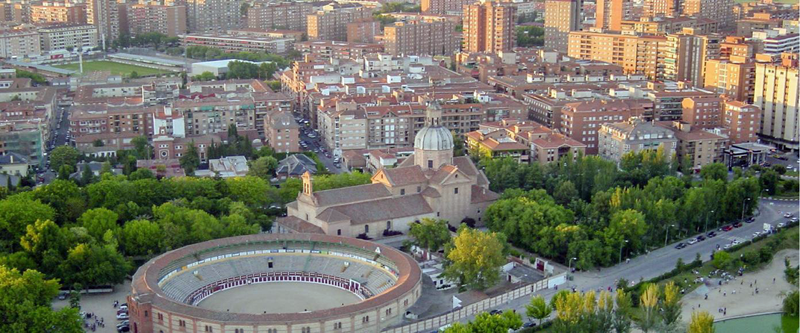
[755,279,757,285]
[750,283,753,288]
[724,292,726,297]
[774,277,776,283]
[705,294,708,300]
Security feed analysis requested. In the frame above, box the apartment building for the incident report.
[567,31,667,79]
[264,111,300,153]
[186,0,241,33]
[87,0,119,46]
[317,102,368,152]
[657,121,727,169]
[621,16,720,35]
[544,0,581,53]
[38,24,99,52]
[30,1,86,24]
[681,96,722,129]
[703,57,756,103]
[736,12,782,37]
[0,121,46,167]
[347,20,381,43]
[719,37,754,60]
[463,1,516,54]
[0,29,41,58]
[421,0,474,15]
[383,19,458,56]
[182,33,295,55]
[643,0,679,18]
[752,31,800,56]
[595,0,631,32]
[598,117,677,163]
[723,99,761,144]
[294,40,384,60]
[682,0,734,29]
[307,4,372,41]
[662,31,720,85]
[69,105,155,152]
[246,2,313,32]
[754,60,799,151]
[126,4,186,37]
[465,127,530,162]
[560,99,649,154]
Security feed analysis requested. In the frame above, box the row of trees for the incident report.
[113,32,180,49]
[516,26,544,47]
[184,46,292,68]
[482,151,762,270]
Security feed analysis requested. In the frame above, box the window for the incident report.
[337,229,342,235]
[428,160,433,168]
[363,315,370,323]
[400,189,405,195]
[454,187,458,194]
[386,221,391,230]
[417,186,421,192]
[157,313,163,321]
[365,225,369,233]
[334,322,343,329]
[204,326,213,332]
[179,320,186,327]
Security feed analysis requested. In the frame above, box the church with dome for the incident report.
[276,102,499,239]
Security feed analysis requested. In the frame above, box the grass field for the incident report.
[54,60,170,77]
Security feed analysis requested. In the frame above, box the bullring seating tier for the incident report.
[157,241,400,305]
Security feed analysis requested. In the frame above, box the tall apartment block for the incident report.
[703,57,756,103]
[126,4,186,37]
[723,100,761,144]
[421,0,474,15]
[384,19,458,56]
[347,20,381,43]
[681,96,722,129]
[595,0,631,31]
[30,1,87,24]
[754,60,799,151]
[87,0,119,46]
[683,0,734,29]
[643,0,679,18]
[246,2,313,32]
[186,0,241,33]
[307,4,372,41]
[662,31,720,85]
[38,24,99,52]
[568,31,666,79]
[544,0,581,53]
[463,1,516,54]
[0,28,41,58]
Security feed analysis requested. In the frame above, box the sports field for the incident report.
[54,60,169,77]
[196,282,361,314]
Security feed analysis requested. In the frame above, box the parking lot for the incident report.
[53,280,131,333]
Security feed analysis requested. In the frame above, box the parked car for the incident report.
[722,225,734,231]
[791,218,799,223]
[489,309,502,315]
[733,222,743,228]
[116,313,129,320]
[785,213,794,218]
[746,217,756,223]
[706,231,717,238]
[117,326,130,332]
[675,242,687,249]
[696,235,706,241]
[688,239,698,245]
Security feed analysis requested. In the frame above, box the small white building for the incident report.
[208,155,249,178]
[191,59,272,77]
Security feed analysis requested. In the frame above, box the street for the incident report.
[295,115,344,174]
[452,198,800,324]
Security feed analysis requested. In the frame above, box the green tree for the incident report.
[78,208,119,242]
[0,196,56,252]
[20,219,68,267]
[59,243,131,287]
[442,226,506,290]
[785,257,799,285]
[32,179,85,223]
[224,176,275,207]
[712,250,731,269]
[80,163,95,185]
[784,290,799,317]
[661,281,682,329]
[50,146,80,172]
[526,295,553,326]
[760,169,780,195]
[129,71,140,79]
[131,135,151,159]
[688,311,715,333]
[613,289,633,333]
[0,266,83,332]
[128,168,154,180]
[58,164,74,180]
[180,141,201,175]
[637,284,659,333]
[120,219,163,256]
[409,218,451,260]
[700,163,727,181]
[553,180,579,206]
[248,156,278,179]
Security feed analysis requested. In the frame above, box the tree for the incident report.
[661,281,682,329]
[129,71,140,79]
[50,146,80,172]
[0,266,83,332]
[688,311,715,333]
[80,163,95,185]
[20,219,68,265]
[442,226,506,290]
[58,164,74,180]
[712,251,731,269]
[78,208,119,242]
[613,289,633,333]
[100,161,113,176]
[637,284,659,333]
[784,290,799,317]
[224,176,275,207]
[700,163,727,182]
[0,196,56,252]
[553,180,579,206]
[131,135,151,159]
[409,218,451,260]
[121,219,163,256]
[785,257,799,285]
[452,131,465,156]
[760,169,780,195]
[180,141,200,175]
[128,168,154,181]
[446,311,522,333]
[59,243,131,287]
[526,295,552,326]
[248,156,278,179]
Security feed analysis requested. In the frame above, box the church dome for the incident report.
[414,125,454,151]
[414,101,453,151]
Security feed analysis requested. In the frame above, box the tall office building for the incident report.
[186,0,241,33]
[595,0,630,32]
[463,1,516,54]
[87,0,119,46]
[544,0,581,53]
[643,0,679,18]
[754,59,799,150]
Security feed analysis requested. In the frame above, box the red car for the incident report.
[722,225,734,231]
[733,222,743,228]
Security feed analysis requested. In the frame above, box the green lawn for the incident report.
[54,60,170,77]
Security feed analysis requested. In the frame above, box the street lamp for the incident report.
[568,257,577,274]
[705,210,714,233]
[741,197,751,221]
[664,224,676,247]
[619,239,628,264]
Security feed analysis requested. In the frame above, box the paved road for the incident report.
[295,116,344,174]
[449,198,800,326]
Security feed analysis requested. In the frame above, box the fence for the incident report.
[383,273,566,333]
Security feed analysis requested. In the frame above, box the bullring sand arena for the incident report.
[127,233,422,332]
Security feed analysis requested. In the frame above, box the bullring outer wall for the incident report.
[127,233,422,333]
